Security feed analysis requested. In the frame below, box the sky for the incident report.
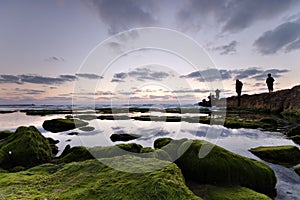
[1,0,300,105]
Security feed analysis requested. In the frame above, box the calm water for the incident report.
[0,110,299,200]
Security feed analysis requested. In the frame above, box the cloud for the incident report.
[44,56,65,62]
[254,18,300,54]
[252,69,289,80]
[182,69,232,82]
[89,0,156,34]
[15,88,46,95]
[0,74,77,85]
[212,41,238,55]
[177,0,299,33]
[76,73,103,79]
[233,68,263,79]
[182,67,289,82]
[111,67,170,82]
[173,89,211,94]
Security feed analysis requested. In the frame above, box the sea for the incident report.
[0,104,299,199]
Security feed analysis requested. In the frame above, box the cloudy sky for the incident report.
[1,0,300,105]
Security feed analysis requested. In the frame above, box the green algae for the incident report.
[249,145,300,167]
[0,156,202,200]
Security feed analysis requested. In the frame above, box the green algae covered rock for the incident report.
[175,140,277,198]
[42,118,88,133]
[0,130,13,140]
[0,126,52,170]
[287,125,300,137]
[295,166,300,176]
[57,146,94,163]
[187,183,271,200]
[0,156,202,200]
[249,145,300,167]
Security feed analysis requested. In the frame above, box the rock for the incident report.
[79,126,95,132]
[116,143,143,153]
[67,132,79,135]
[0,126,52,170]
[187,182,272,200]
[290,135,300,145]
[76,114,97,121]
[175,140,277,198]
[0,130,13,140]
[46,137,59,156]
[42,118,88,133]
[110,133,141,142]
[0,156,201,199]
[249,145,300,167]
[226,85,300,112]
[295,166,300,176]
[154,137,173,149]
[287,125,300,137]
[57,146,94,163]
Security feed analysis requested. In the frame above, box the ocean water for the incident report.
[0,104,299,199]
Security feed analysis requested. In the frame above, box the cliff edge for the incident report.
[226,85,300,112]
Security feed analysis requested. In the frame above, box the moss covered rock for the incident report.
[290,135,300,145]
[249,145,300,167]
[57,146,94,163]
[0,156,202,200]
[187,183,271,200]
[154,137,173,149]
[287,125,300,137]
[42,118,88,133]
[110,133,141,142]
[0,130,13,140]
[79,126,95,132]
[175,140,277,197]
[295,166,300,176]
[0,126,52,170]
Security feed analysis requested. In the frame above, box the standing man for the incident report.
[266,73,275,92]
[236,79,243,106]
[215,89,221,100]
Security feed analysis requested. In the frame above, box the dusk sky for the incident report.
[1,0,300,105]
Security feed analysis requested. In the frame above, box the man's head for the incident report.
[268,73,271,77]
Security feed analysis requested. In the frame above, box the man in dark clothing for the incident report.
[266,73,275,92]
[236,79,243,106]
[236,79,243,97]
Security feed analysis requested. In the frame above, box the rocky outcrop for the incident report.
[226,85,300,112]
[0,126,52,170]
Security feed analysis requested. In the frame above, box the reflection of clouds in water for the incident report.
[138,129,170,140]
[78,130,104,136]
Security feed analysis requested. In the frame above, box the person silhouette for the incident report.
[235,79,243,106]
[215,89,221,100]
[266,73,275,92]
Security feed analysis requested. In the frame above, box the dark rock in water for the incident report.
[46,137,59,156]
[46,137,59,144]
[67,132,79,135]
[42,118,88,133]
[154,138,173,149]
[287,125,300,137]
[79,126,95,132]
[76,114,97,121]
[65,139,71,142]
[249,145,300,167]
[57,146,94,163]
[110,133,141,142]
[0,126,52,170]
[0,130,13,140]
[116,143,143,153]
[175,140,277,198]
[290,135,300,145]
[60,144,71,157]
[295,166,300,176]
